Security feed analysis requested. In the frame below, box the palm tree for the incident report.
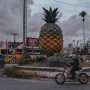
[79,11,87,46]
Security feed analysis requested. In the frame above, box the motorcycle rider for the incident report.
[70,57,80,79]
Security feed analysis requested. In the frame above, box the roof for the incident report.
[16,43,24,49]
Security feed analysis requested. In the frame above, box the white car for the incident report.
[81,67,90,76]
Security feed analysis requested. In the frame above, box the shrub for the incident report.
[48,54,73,67]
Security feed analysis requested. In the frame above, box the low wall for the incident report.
[4,64,64,78]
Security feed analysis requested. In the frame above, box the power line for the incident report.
[54,0,90,9]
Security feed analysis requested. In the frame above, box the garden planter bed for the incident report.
[3,64,61,79]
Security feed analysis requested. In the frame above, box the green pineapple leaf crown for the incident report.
[42,7,59,23]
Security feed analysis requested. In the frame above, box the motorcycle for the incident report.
[55,66,89,84]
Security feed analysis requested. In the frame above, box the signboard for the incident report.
[26,37,39,46]
[0,41,2,47]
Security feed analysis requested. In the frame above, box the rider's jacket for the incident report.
[70,58,80,70]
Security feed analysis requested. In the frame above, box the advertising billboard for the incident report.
[26,37,39,46]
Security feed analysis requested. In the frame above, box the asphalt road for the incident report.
[0,77,90,90]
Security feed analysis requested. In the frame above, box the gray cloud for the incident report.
[27,13,44,33]
[61,14,90,36]
[61,15,81,36]
[0,0,33,41]
[61,14,90,46]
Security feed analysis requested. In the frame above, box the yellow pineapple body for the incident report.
[39,23,63,56]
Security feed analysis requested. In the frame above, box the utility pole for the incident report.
[23,0,27,53]
[76,40,79,57]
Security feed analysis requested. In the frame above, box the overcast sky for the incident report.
[0,0,90,47]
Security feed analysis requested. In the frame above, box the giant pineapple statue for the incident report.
[39,7,63,56]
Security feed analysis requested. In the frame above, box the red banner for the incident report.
[26,37,39,46]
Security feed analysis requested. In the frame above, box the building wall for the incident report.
[0,42,7,50]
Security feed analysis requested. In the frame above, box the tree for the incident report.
[79,41,89,55]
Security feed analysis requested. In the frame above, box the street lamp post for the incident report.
[23,0,27,53]
[6,39,8,55]
[13,33,18,49]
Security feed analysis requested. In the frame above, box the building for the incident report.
[26,37,40,54]
[0,41,7,50]
[80,43,84,49]
[68,43,73,49]
[87,40,90,54]
[0,41,22,55]
[0,41,7,54]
